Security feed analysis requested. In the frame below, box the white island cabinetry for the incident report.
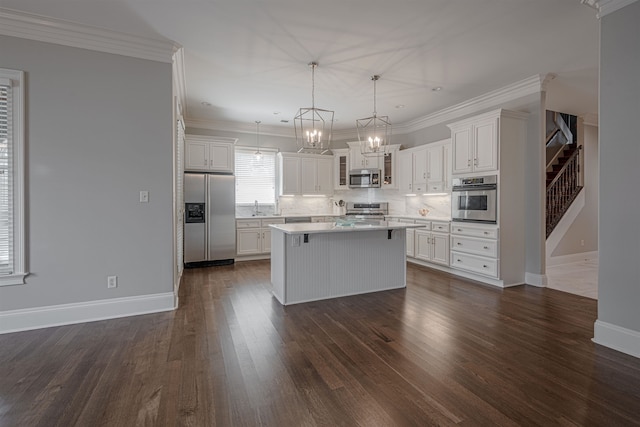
[270,222,422,305]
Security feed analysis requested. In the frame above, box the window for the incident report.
[0,69,27,286]
[235,148,276,204]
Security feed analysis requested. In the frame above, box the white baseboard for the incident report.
[547,251,599,267]
[0,292,176,334]
[525,272,547,287]
[593,320,640,359]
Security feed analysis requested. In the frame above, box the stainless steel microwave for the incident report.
[349,169,381,188]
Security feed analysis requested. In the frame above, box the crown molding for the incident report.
[581,0,639,18]
[187,74,549,139]
[396,74,548,134]
[0,8,179,63]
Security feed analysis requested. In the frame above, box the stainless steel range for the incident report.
[344,202,389,221]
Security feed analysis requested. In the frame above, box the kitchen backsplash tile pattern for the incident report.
[235,190,451,218]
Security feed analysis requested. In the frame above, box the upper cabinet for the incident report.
[332,148,350,190]
[278,152,333,196]
[185,135,236,173]
[398,139,451,194]
[348,142,381,170]
[448,113,500,175]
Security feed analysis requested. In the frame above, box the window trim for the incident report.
[0,69,27,286]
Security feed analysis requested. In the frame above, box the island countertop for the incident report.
[269,221,425,235]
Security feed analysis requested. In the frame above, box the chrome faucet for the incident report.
[254,200,260,216]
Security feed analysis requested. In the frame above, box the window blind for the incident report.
[0,82,13,274]
[235,149,276,204]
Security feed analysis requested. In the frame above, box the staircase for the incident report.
[545,112,582,237]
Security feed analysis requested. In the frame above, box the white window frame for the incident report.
[234,147,277,206]
[0,69,27,286]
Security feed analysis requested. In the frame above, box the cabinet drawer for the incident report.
[236,219,261,228]
[451,252,498,278]
[451,235,498,258]
[398,218,415,224]
[426,182,444,193]
[451,224,498,239]
[431,221,450,233]
[414,220,431,230]
[261,218,285,226]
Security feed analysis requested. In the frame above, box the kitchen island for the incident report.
[269,221,423,305]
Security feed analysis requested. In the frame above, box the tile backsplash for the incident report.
[238,189,451,218]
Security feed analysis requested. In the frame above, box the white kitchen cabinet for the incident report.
[236,218,285,256]
[278,153,333,196]
[450,223,499,278]
[333,148,350,190]
[347,141,381,170]
[381,146,399,189]
[414,221,450,266]
[397,151,414,193]
[397,218,416,257]
[185,135,235,173]
[398,139,451,194]
[449,114,498,175]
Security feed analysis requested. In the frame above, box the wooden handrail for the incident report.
[547,145,581,189]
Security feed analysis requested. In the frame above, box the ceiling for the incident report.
[2,0,600,134]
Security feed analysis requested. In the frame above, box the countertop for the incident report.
[236,214,452,221]
[269,221,426,235]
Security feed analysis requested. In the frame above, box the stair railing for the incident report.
[546,146,583,237]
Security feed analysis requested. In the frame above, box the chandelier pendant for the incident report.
[294,62,334,154]
[357,75,391,157]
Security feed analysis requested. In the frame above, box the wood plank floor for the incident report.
[2,261,640,426]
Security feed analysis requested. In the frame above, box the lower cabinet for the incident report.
[450,223,499,278]
[236,218,285,256]
[414,221,450,266]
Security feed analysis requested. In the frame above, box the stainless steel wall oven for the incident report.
[451,175,497,223]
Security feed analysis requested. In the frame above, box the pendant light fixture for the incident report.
[294,62,334,154]
[254,120,263,160]
[357,75,391,157]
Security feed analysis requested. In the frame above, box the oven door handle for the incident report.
[452,184,497,191]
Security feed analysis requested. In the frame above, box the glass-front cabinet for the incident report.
[333,148,350,190]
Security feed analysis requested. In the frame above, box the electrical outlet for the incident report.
[139,190,149,203]
[580,239,585,247]
[107,275,118,288]
[292,235,300,247]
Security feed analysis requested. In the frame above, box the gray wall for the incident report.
[551,123,599,256]
[598,2,640,333]
[0,36,174,311]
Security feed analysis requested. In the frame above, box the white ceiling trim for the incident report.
[581,0,639,18]
[0,8,179,63]
[379,74,548,135]
[187,74,550,139]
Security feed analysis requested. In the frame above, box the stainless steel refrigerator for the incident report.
[184,173,236,267]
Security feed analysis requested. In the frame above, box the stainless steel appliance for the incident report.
[345,202,389,221]
[451,175,497,223]
[349,169,381,188]
[184,172,236,267]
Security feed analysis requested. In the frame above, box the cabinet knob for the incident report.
[483,246,489,249]
[457,259,462,262]
[467,159,471,166]
[457,242,462,246]
[484,231,489,235]
[483,265,488,268]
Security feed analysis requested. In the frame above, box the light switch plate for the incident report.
[139,190,149,203]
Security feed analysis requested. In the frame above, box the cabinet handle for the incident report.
[483,246,489,249]
[457,242,462,246]
[204,159,208,166]
[484,231,489,235]
[483,265,488,268]
[467,159,471,166]
[457,259,462,262]
[474,158,478,166]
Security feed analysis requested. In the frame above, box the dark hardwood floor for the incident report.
[2,261,640,426]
